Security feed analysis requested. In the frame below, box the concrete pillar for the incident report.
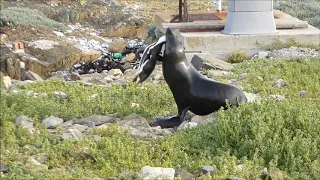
[222,0,277,35]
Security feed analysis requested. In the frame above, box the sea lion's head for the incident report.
[165,28,184,59]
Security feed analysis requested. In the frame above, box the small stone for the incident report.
[1,76,11,90]
[125,53,136,62]
[191,113,216,125]
[70,124,87,132]
[119,114,150,128]
[139,165,175,180]
[201,165,214,177]
[70,72,81,81]
[103,76,114,83]
[268,168,284,180]
[299,90,307,97]
[108,69,123,76]
[267,95,286,102]
[274,79,287,88]
[177,122,198,131]
[174,169,195,180]
[96,124,109,130]
[15,115,34,134]
[53,91,68,100]
[235,164,244,173]
[260,167,268,180]
[91,94,98,99]
[257,51,269,59]
[243,92,261,103]
[0,164,9,173]
[23,157,48,173]
[122,62,132,70]
[40,115,64,129]
[238,73,247,80]
[75,115,115,126]
[107,177,118,180]
[37,153,47,164]
[88,135,102,142]
[225,177,245,180]
[57,120,74,129]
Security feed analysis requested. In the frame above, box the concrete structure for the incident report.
[155,10,320,59]
[222,0,277,35]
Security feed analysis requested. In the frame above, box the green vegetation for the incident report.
[226,50,249,63]
[258,39,320,51]
[0,7,66,31]
[1,56,320,179]
[274,0,320,28]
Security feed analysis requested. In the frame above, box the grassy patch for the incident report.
[258,39,320,51]
[274,0,320,28]
[1,57,320,179]
[0,7,66,31]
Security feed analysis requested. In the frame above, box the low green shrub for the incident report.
[0,7,66,31]
[226,50,249,63]
[1,56,320,179]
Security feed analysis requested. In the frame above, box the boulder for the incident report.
[18,40,101,78]
[107,39,128,53]
[140,165,175,180]
[21,71,43,81]
[102,25,148,39]
[191,54,234,71]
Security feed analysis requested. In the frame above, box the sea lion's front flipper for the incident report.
[150,107,190,129]
[149,115,181,128]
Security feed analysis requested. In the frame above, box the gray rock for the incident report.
[174,169,195,180]
[70,72,81,81]
[36,153,47,164]
[126,126,172,139]
[119,114,150,128]
[267,95,286,102]
[201,165,214,177]
[243,92,261,103]
[88,135,102,142]
[260,168,268,180]
[108,69,123,76]
[177,122,198,131]
[299,90,307,97]
[40,115,64,129]
[207,70,224,78]
[191,54,234,71]
[238,73,247,80]
[75,114,115,126]
[257,51,269,59]
[23,157,48,173]
[57,120,74,129]
[191,113,217,125]
[15,115,34,134]
[69,124,87,133]
[0,164,9,173]
[225,177,245,180]
[274,79,287,88]
[60,129,83,140]
[107,177,118,180]
[139,165,175,180]
[103,76,114,83]
[53,91,68,100]
[21,71,43,81]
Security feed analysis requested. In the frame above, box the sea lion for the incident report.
[132,36,166,83]
[135,28,247,128]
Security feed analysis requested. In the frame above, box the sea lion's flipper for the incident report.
[150,115,181,128]
[179,106,190,123]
